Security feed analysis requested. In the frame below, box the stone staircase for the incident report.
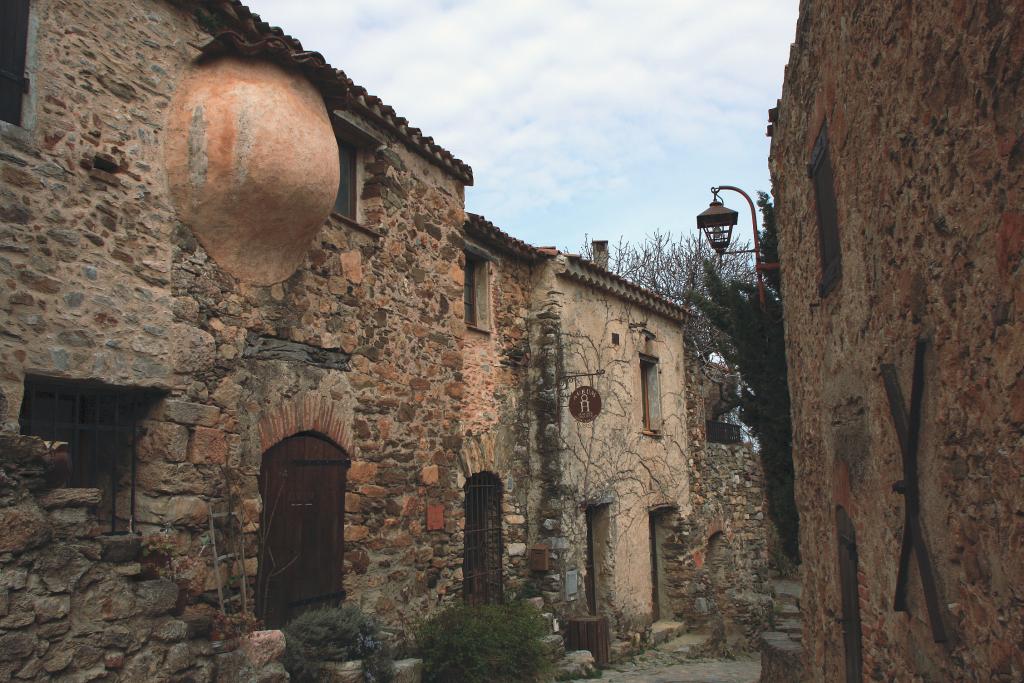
[759,577,804,683]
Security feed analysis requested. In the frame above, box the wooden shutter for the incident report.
[473,259,490,329]
[645,359,662,432]
[810,122,842,296]
[463,254,477,326]
[0,0,31,125]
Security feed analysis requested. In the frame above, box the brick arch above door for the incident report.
[257,393,354,455]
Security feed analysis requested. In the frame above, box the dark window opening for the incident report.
[0,0,31,125]
[611,332,620,346]
[640,355,661,432]
[18,378,153,534]
[463,472,503,605]
[333,142,357,219]
[810,121,841,297]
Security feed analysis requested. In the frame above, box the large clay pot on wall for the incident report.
[165,57,340,285]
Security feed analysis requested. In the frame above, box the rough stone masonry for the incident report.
[770,0,1023,680]
[0,0,775,679]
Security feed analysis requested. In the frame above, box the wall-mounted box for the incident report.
[529,544,550,572]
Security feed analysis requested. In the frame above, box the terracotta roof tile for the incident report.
[463,214,688,320]
[201,1,473,185]
[464,213,545,260]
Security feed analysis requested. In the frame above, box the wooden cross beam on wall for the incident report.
[880,338,948,644]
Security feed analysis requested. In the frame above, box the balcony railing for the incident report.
[706,420,741,444]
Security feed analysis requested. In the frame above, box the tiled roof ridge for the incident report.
[463,214,688,320]
[464,213,548,259]
[560,254,690,321]
[202,1,474,185]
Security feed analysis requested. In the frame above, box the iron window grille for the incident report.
[463,472,503,605]
[18,378,154,534]
[705,420,741,444]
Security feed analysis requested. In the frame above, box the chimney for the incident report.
[592,240,609,270]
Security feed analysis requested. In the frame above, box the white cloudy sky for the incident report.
[243,0,799,250]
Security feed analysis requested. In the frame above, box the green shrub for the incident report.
[416,601,551,683]
[283,606,394,683]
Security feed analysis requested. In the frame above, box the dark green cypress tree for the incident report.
[697,192,798,561]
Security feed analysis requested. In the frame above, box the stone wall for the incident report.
[662,349,771,650]
[0,434,222,681]
[456,236,537,598]
[0,0,471,640]
[770,1,1023,679]
[543,259,691,639]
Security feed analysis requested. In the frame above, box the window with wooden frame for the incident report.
[809,121,841,297]
[463,251,490,330]
[640,354,662,433]
[332,141,357,220]
[1,0,31,126]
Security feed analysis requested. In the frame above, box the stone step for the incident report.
[776,602,800,617]
[649,620,686,647]
[771,579,802,602]
[775,618,802,635]
[760,631,804,683]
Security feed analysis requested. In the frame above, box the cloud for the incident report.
[242,0,799,247]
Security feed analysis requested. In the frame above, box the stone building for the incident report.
[1,1,472,676]
[0,0,771,678]
[769,1,1023,680]
[460,216,771,649]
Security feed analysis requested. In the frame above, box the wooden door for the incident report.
[257,434,349,628]
[649,512,661,621]
[837,507,863,683]
[585,506,598,615]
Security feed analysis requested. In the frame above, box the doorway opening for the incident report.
[836,507,863,683]
[648,508,674,621]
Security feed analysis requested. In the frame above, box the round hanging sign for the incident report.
[569,386,602,422]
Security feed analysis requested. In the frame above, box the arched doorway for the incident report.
[257,433,350,627]
[463,472,503,605]
[836,506,863,683]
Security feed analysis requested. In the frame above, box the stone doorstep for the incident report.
[557,650,597,679]
[664,631,713,657]
[649,620,686,647]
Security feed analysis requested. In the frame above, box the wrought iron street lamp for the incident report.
[696,185,779,309]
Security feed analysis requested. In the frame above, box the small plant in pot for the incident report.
[140,533,176,579]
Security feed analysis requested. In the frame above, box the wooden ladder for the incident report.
[207,500,248,615]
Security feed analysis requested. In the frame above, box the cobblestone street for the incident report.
[565,638,760,683]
